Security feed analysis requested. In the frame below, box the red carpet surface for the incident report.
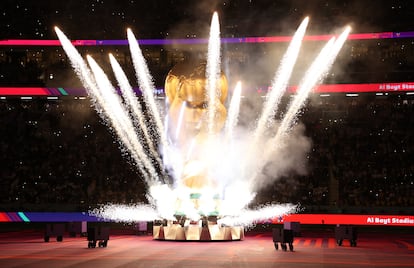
[0,229,413,267]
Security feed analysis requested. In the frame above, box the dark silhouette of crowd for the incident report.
[1,27,414,214]
[0,99,147,211]
[248,94,414,214]
[1,93,413,214]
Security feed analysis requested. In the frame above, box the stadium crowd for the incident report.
[0,99,147,211]
[261,95,414,213]
[0,94,413,213]
[1,6,414,213]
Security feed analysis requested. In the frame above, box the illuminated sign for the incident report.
[1,212,414,226]
[4,82,414,97]
[287,82,414,93]
[0,31,413,47]
[275,214,414,226]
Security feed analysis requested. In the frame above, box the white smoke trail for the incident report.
[219,181,256,216]
[148,184,186,220]
[109,54,163,167]
[90,203,160,222]
[326,26,352,75]
[253,17,309,143]
[57,15,350,226]
[206,12,221,135]
[275,26,351,140]
[127,29,169,151]
[55,27,153,182]
[250,39,336,190]
[218,203,297,227]
[54,27,102,110]
[109,54,169,183]
[248,31,348,190]
[274,38,336,140]
[224,81,242,142]
[87,55,160,185]
[175,101,187,141]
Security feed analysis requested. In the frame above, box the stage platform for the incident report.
[0,228,413,267]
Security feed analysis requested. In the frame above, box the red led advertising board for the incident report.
[1,212,413,226]
[2,82,414,96]
[275,214,414,226]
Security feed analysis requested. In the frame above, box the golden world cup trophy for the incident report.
[165,59,228,213]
